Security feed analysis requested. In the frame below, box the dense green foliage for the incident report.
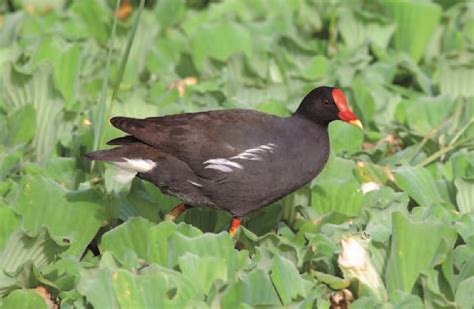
[0,0,473,307]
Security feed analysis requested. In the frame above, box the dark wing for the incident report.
[109,110,282,174]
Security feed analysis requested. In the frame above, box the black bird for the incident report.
[85,86,362,235]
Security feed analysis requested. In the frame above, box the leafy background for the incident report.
[0,0,473,307]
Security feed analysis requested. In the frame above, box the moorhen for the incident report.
[85,86,362,235]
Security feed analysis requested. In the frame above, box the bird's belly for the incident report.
[210,143,329,216]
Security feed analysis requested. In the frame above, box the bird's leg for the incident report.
[164,203,192,221]
[229,218,241,237]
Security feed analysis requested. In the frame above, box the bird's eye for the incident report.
[323,100,330,105]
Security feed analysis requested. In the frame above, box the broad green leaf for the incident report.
[112,266,201,308]
[2,289,48,309]
[455,213,474,243]
[23,158,78,190]
[78,267,119,309]
[385,212,456,295]
[16,175,106,256]
[1,63,63,162]
[69,0,110,43]
[100,217,156,265]
[31,37,81,107]
[419,270,457,308]
[155,0,186,30]
[329,121,364,155]
[0,229,67,297]
[455,254,474,291]
[0,204,20,252]
[255,100,289,117]
[270,255,306,304]
[178,253,227,295]
[401,96,455,136]
[311,179,363,217]
[451,151,474,180]
[455,178,474,214]
[310,156,363,216]
[101,219,203,267]
[0,14,24,48]
[0,145,23,181]
[389,290,424,308]
[352,76,376,125]
[167,230,248,270]
[6,104,36,145]
[301,55,329,80]
[190,22,252,69]
[0,229,66,274]
[455,277,474,309]
[394,166,444,207]
[440,64,474,98]
[221,269,281,307]
[385,0,442,62]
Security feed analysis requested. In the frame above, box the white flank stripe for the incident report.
[187,180,203,187]
[202,143,277,173]
[205,164,234,172]
[203,159,243,169]
[114,158,156,172]
[230,143,276,161]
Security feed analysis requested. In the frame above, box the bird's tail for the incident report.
[84,148,123,161]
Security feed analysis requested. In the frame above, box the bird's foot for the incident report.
[229,218,241,237]
[164,203,190,221]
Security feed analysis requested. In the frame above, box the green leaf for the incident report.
[255,100,290,117]
[178,253,227,295]
[112,266,201,308]
[70,0,110,43]
[0,229,66,274]
[311,178,363,217]
[385,212,456,295]
[270,255,306,305]
[329,121,364,155]
[221,269,281,307]
[2,289,48,309]
[100,217,156,265]
[1,63,63,162]
[31,37,81,107]
[167,230,248,270]
[0,204,20,252]
[0,146,23,181]
[16,175,106,256]
[394,166,444,207]
[455,277,474,309]
[384,0,442,62]
[439,64,474,98]
[155,0,186,29]
[0,229,67,297]
[454,178,474,214]
[78,266,119,309]
[301,55,329,80]
[24,157,78,190]
[190,22,252,69]
[101,219,202,267]
[401,96,455,136]
[6,105,36,145]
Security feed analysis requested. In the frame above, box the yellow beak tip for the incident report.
[349,120,363,129]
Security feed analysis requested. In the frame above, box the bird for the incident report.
[85,86,362,236]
